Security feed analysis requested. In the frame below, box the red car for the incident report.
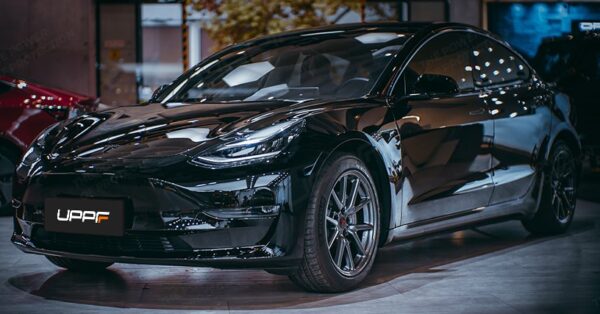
[0,76,97,213]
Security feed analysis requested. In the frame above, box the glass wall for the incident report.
[97,3,138,107]
[95,0,448,107]
[363,0,448,22]
[139,3,183,102]
[96,1,215,106]
[487,2,600,58]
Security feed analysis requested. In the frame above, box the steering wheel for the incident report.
[336,77,369,97]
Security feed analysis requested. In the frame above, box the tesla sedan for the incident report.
[11,22,580,292]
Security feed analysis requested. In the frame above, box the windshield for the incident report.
[155,30,412,103]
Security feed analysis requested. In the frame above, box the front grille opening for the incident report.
[31,227,194,258]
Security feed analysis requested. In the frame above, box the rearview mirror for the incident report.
[413,74,459,96]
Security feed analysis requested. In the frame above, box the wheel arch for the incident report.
[551,129,583,181]
[0,136,23,162]
[553,130,581,158]
[316,135,395,247]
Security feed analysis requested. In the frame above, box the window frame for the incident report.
[468,33,533,89]
[388,29,478,99]
[387,28,535,99]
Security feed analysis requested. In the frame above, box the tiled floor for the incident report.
[1,198,599,313]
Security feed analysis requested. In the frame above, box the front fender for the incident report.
[299,101,403,243]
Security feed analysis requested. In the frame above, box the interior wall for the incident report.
[411,1,447,22]
[450,0,482,26]
[0,0,485,101]
[0,0,96,97]
[141,26,183,98]
[200,29,216,60]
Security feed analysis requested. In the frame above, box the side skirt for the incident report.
[386,195,536,244]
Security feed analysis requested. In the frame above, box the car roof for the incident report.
[274,21,435,35]
[236,22,485,46]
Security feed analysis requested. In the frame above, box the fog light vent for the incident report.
[203,205,280,220]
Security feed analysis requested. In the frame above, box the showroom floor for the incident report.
[1,179,599,313]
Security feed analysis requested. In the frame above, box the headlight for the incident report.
[192,119,305,168]
[18,123,59,169]
[19,146,41,169]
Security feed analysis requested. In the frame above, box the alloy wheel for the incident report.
[324,170,377,277]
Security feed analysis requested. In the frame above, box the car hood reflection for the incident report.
[49,100,308,160]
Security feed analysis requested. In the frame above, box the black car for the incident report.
[12,22,580,292]
[532,32,600,168]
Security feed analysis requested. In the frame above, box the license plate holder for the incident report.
[45,197,125,236]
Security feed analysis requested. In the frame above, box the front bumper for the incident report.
[11,233,297,269]
[12,155,321,269]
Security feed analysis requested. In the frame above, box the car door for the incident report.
[392,31,495,225]
[469,34,553,205]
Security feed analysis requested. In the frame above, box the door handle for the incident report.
[469,108,486,116]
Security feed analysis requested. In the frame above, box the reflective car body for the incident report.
[0,76,96,212]
[12,23,580,273]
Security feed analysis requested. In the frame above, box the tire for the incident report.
[522,141,577,235]
[46,256,113,272]
[0,146,19,216]
[289,153,380,292]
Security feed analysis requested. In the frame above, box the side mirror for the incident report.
[151,84,169,101]
[413,74,459,96]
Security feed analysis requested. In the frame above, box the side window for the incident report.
[403,32,475,95]
[470,35,530,87]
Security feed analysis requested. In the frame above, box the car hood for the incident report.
[46,100,326,160]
